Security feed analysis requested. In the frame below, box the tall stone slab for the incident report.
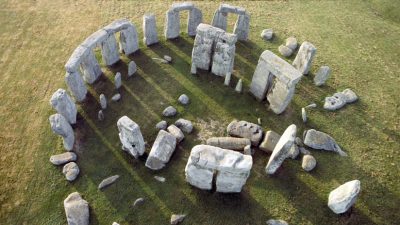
[81,50,102,84]
[233,12,250,41]
[188,7,202,36]
[211,10,227,31]
[100,33,120,66]
[143,14,159,46]
[165,10,181,39]
[64,192,89,225]
[49,114,75,151]
[50,89,77,125]
[117,116,145,159]
[211,4,249,41]
[145,130,177,170]
[119,25,139,55]
[292,41,317,75]
[211,33,237,76]
[65,71,87,102]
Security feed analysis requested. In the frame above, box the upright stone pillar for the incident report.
[234,12,250,41]
[50,89,77,125]
[143,14,159,46]
[188,7,202,36]
[100,34,120,66]
[65,71,87,102]
[81,50,102,84]
[292,41,317,75]
[119,25,139,55]
[211,10,227,31]
[165,11,180,39]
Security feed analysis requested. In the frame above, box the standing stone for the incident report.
[164,55,172,63]
[64,192,89,225]
[174,118,193,133]
[98,110,104,121]
[227,120,263,146]
[65,71,87,103]
[224,72,232,86]
[206,137,251,151]
[314,66,331,86]
[164,3,202,39]
[143,14,159,46]
[98,175,120,190]
[117,116,145,159]
[303,129,347,156]
[50,152,77,165]
[99,93,107,109]
[302,107,307,123]
[133,198,145,207]
[114,72,122,89]
[49,114,75,151]
[211,32,237,76]
[235,79,243,93]
[63,162,80,181]
[154,175,166,182]
[167,125,184,143]
[100,34,120,66]
[163,106,177,117]
[212,4,250,41]
[259,131,280,153]
[81,50,102,84]
[128,61,137,77]
[170,214,186,225]
[324,89,358,110]
[50,89,77,125]
[234,12,250,41]
[292,41,317,75]
[119,23,140,55]
[145,130,177,170]
[285,37,298,50]
[265,124,296,175]
[328,180,361,214]
[305,103,317,108]
[188,7,203,36]
[178,94,190,105]
[302,155,316,171]
[165,10,181,39]
[155,120,167,130]
[299,147,311,155]
[278,45,293,57]
[261,29,274,41]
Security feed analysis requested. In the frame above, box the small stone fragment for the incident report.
[235,79,243,93]
[114,72,122,89]
[164,55,172,63]
[266,219,289,225]
[163,106,177,117]
[261,29,274,41]
[279,45,293,57]
[49,114,75,151]
[111,93,121,102]
[99,94,107,109]
[98,110,104,121]
[244,145,253,155]
[64,192,89,225]
[285,37,298,50]
[304,129,347,156]
[174,118,193,133]
[167,124,184,143]
[133,198,145,207]
[302,108,307,123]
[305,103,317,108]
[302,155,316,171]
[342,89,358,103]
[328,180,361,214]
[178,94,190,105]
[50,152,77,165]
[259,130,280,153]
[292,41,317,75]
[170,214,186,225]
[287,144,299,159]
[156,120,167,130]
[314,66,331,86]
[257,118,261,125]
[128,61,137,77]
[154,176,166,182]
[299,147,311,155]
[295,137,304,147]
[63,162,80,181]
[98,175,120,190]
[224,72,231,86]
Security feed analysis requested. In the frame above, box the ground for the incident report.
[0,0,399,225]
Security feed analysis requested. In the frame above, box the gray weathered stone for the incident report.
[328,180,361,214]
[163,106,177,117]
[265,124,296,175]
[65,71,87,102]
[167,124,184,143]
[98,175,120,190]
[227,120,263,146]
[278,45,293,57]
[156,120,168,130]
[314,66,331,86]
[261,29,273,41]
[117,116,145,158]
[99,93,107,109]
[302,155,316,171]
[50,89,77,124]
[295,137,304,147]
[178,94,189,105]
[154,175,166,182]
[302,107,307,123]
[100,34,120,66]
[165,3,202,39]
[235,79,243,93]
[285,37,298,51]
[98,110,104,121]
[128,61,137,77]
[143,14,159,46]
[324,89,358,110]
[114,72,122,89]
[259,130,280,153]
[164,55,172,63]
[299,147,311,155]
[111,93,121,102]
[133,197,145,207]
[206,137,251,151]
[266,219,289,225]
[145,130,177,170]
[50,152,77,166]
[292,41,317,75]
[63,162,80,181]
[303,129,347,156]
[267,81,296,114]
[81,50,102,84]
[342,89,358,103]
[185,145,252,192]
[49,114,75,151]
[171,214,186,225]
[64,192,89,225]
[224,72,232,86]
[305,103,317,108]
[287,144,299,159]
[243,145,253,155]
[175,118,193,133]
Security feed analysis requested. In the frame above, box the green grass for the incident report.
[0,0,399,224]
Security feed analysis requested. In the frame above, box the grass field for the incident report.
[0,0,399,224]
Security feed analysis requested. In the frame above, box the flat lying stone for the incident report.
[114,72,122,89]
[328,180,361,214]
[99,93,107,109]
[206,137,251,151]
[50,152,77,165]
[49,114,75,151]
[111,93,121,102]
[145,130,177,170]
[261,29,273,40]
[302,155,316,171]
[227,120,263,146]
[174,118,193,133]
[128,61,137,77]
[259,130,280,153]
[303,129,347,156]
[178,94,190,105]
[155,120,167,130]
[287,144,299,159]
[285,37,298,50]
[154,176,166,182]
[163,106,177,117]
[171,214,186,225]
[63,162,80,181]
[50,89,77,125]
[64,192,89,225]
[279,45,293,57]
[98,175,120,190]
[98,110,104,121]
[164,55,172,63]
[167,125,184,143]
[292,41,317,75]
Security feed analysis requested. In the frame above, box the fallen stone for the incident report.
[178,94,190,105]
[266,219,289,225]
[259,130,280,153]
[285,37,298,50]
[128,61,137,77]
[98,110,104,121]
[98,175,120,190]
[152,57,169,64]
[114,72,122,89]
[292,41,317,75]
[163,106,177,117]
[171,214,186,225]
[303,129,347,156]
[145,130,177,170]
[328,180,361,214]
[324,89,357,111]
[133,197,145,207]
[299,147,311,155]
[261,29,273,41]
[156,120,167,130]
[99,93,107,109]
[117,116,145,159]
[174,118,193,133]
[227,120,263,146]
[287,144,299,159]
[302,107,307,123]
[235,79,243,93]
[64,192,89,225]
[50,152,77,165]
[50,89,77,125]
[265,124,296,175]
[302,155,316,171]
[164,55,172,63]
[167,124,184,143]
[305,103,317,108]
[63,162,80,181]
[243,145,253,155]
[49,114,75,151]
[111,93,121,102]
[278,45,293,57]
[154,175,166,182]
[314,66,331,86]
[206,137,251,151]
